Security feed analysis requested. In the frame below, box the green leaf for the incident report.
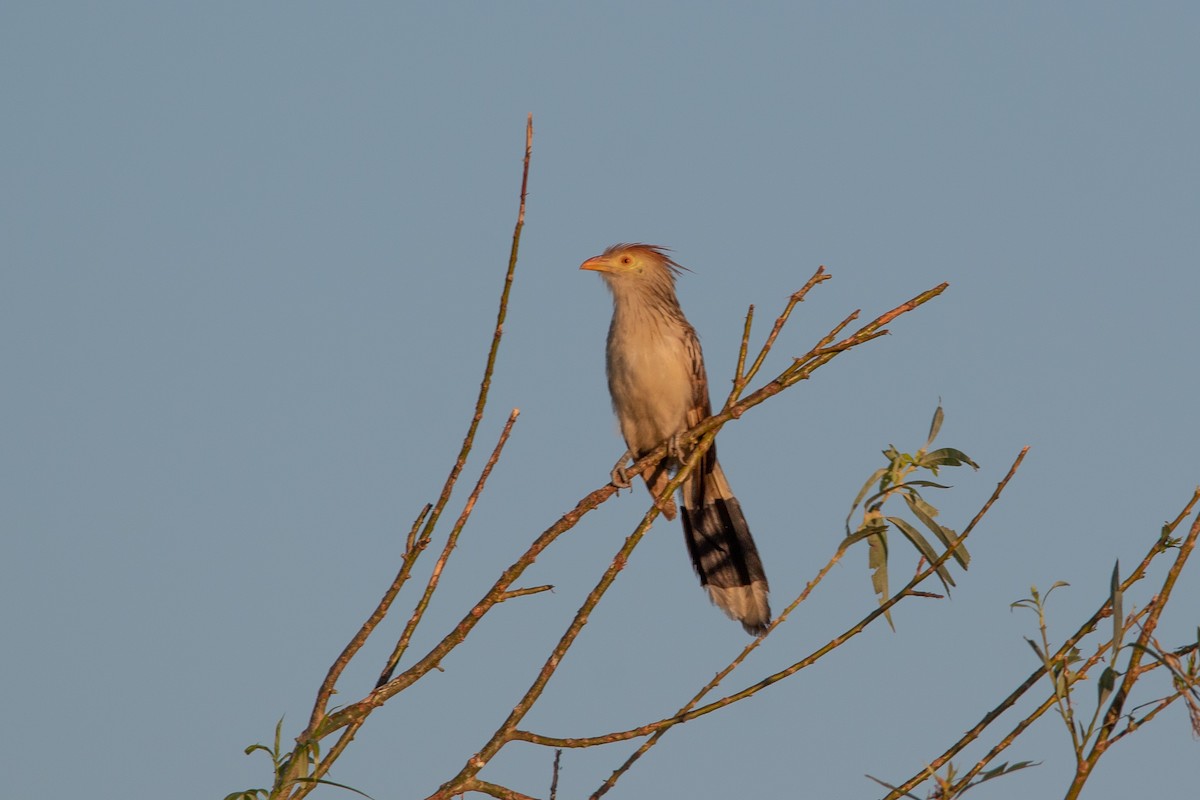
[972,760,1041,787]
[1054,664,1069,701]
[906,491,940,519]
[867,531,894,630]
[313,778,378,799]
[903,494,970,569]
[1024,636,1046,662]
[888,515,955,592]
[842,521,887,549]
[864,774,923,799]
[894,479,953,491]
[846,467,888,534]
[1044,580,1070,599]
[925,404,944,449]
[1110,560,1123,662]
[1098,665,1117,707]
[919,447,980,471]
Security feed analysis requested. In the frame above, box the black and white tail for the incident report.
[679,448,771,635]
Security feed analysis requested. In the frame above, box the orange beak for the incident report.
[579,255,611,273]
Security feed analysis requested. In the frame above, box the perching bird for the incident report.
[581,244,770,635]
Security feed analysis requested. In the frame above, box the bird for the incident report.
[580,243,771,635]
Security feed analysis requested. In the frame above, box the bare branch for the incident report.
[301,501,431,744]
[377,408,521,685]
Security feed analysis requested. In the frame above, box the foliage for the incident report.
[845,404,979,627]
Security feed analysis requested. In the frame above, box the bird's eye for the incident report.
[620,256,632,265]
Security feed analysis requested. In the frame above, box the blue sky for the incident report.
[3,4,1198,799]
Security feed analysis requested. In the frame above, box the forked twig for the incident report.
[377,408,520,686]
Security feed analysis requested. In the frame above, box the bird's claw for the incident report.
[610,454,633,489]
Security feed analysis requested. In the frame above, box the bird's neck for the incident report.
[607,279,687,338]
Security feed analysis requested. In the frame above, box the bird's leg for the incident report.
[667,434,682,462]
[610,449,634,489]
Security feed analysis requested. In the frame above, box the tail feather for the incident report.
[679,457,771,635]
[642,459,678,520]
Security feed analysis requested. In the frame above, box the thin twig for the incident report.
[377,408,521,686]
[734,304,754,385]
[460,778,540,800]
[288,719,366,800]
[300,502,431,745]
[498,585,555,601]
[729,266,829,404]
[1108,694,1182,746]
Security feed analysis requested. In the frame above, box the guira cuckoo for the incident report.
[581,244,770,635]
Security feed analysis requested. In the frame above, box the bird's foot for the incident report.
[610,451,634,489]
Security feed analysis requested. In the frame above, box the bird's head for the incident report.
[579,244,686,283]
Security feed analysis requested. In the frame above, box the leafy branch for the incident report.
[879,489,1200,799]
[845,404,979,626]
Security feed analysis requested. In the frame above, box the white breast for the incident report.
[606,317,695,454]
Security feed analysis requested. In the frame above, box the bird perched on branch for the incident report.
[581,244,770,635]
